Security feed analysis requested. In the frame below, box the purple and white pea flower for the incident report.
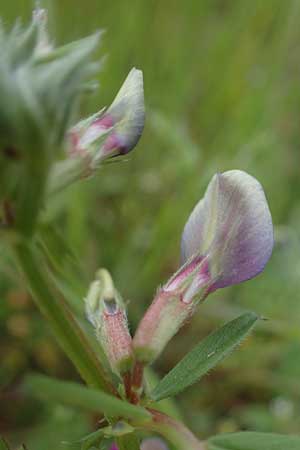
[68,67,144,166]
[133,170,274,363]
[167,169,273,300]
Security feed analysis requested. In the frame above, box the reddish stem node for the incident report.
[122,370,132,400]
[130,361,144,404]
[132,360,144,389]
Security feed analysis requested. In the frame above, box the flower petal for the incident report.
[68,68,144,161]
[106,67,145,154]
[181,170,274,289]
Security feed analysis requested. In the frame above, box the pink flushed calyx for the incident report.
[133,258,211,364]
[85,269,133,374]
[133,289,196,364]
[101,301,133,373]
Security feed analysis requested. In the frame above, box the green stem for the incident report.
[15,151,49,237]
[141,409,205,450]
[47,157,91,197]
[13,240,114,393]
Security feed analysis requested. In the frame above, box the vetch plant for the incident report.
[1,8,300,450]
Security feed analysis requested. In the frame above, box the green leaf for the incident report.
[207,432,300,450]
[150,312,259,401]
[24,374,151,422]
[81,429,104,450]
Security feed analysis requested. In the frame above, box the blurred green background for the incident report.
[1,0,300,448]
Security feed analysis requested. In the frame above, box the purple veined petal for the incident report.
[181,170,274,289]
[181,174,219,264]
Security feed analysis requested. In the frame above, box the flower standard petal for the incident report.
[181,170,274,290]
[105,67,145,155]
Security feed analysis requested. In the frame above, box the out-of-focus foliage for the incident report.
[1,0,300,448]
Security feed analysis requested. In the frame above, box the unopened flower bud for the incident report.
[85,269,133,375]
[68,68,144,166]
[134,170,273,363]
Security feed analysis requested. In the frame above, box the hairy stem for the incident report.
[130,361,144,404]
[47,157,91,197]
[141,409,205,450]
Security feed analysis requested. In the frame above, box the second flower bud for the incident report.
[85,269,133,376]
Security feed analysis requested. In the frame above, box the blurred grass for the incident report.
[2,0,300,447]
